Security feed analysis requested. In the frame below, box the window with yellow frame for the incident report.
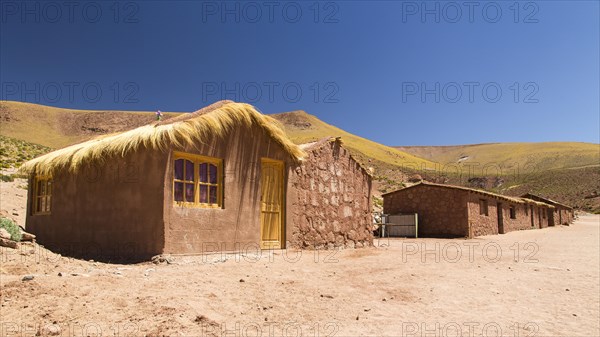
[173,152,223,208]
[33,176,52,215]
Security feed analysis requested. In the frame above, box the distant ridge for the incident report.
[1,101,599,212]
[395,142,600,172]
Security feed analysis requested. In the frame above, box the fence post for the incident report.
[415,213,418,238]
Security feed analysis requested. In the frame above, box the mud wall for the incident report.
[552,209,561,226]
[535,206,550,228]
[466,195,500,237]
[287,141,373,249]
[163,123,292,254]
[499,202,533,233]
[383,185,469,238]
[521,194,573,226]
[26,149,166,260]
[555,207,574,225]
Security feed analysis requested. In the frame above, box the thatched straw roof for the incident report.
[383,181,554,207]
[20,101,305,175]
[520,198,554,208]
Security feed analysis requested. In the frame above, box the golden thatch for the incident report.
[20,101,306,175]
[520,198,555,208]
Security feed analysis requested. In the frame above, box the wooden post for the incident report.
[468,220,474,239]
[414,213,418,238]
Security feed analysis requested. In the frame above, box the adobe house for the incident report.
[521,193,574,226]
[522,198,554,229]
[20,101,372,260]
[382,181,554,238]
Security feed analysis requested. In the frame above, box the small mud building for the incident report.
[521,193,574,226]
[383,182,554,238]
[21,101,372,259]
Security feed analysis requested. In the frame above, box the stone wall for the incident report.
[552,209,560,226]
[538,206,551,228]
[383,184,469,237]
[499,201,533,233]
[467,197,540,236]
[555,207,574,225]
[383,183,568,239]
[287,140,373,249]
[520,194,574,226]
[466,195,500,237]
[528,204,540,229]
[532,204,550,229]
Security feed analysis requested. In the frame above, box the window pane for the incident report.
[199,163,208,183]
[45,197,51,212]
[185,160,194,181]
[40,198,46,213]
[185,183,195,202]
[38,180,45,196]
[47,181,52,195]
[174,182,184,201]
[209,164,217,184]
[174,159,184,180]
[209,186,218,204]
[199,185,208,203]
[36,198,42,212]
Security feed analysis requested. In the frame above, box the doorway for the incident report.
[530,205,535,228]
[260,158,285,249]
[497,203,504,234]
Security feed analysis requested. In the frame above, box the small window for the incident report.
[479,199,488,216]
[199,162,219,204]
[173,152,222,208]
[33,176,52,215]
[509,206,516,219]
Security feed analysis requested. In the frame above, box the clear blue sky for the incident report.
[1,1,598,146]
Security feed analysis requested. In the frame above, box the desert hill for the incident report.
[395,143,599,172]
[0,101,435,170]
[270,110,435,169]
[1,101,598,212]
[0,101,179,149]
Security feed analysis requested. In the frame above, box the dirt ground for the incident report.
[0,213,598,336]
[0,174,27,227]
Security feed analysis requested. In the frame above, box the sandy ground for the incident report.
[0,213,598,336]
[0,175,27,227]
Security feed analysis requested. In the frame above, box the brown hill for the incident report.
[1,100,597,212]
[395,143,599,172]
[0,101,179,149]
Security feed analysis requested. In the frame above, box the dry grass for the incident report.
[0,135,51,169]
[395,142,600,172]
[504,166,600,213]
[271,110,436,168]
[19,102,305,175]
[3,101,598,211]
[0,101,180,149]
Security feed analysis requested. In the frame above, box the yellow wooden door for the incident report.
[260,159,284,249]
